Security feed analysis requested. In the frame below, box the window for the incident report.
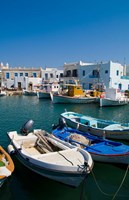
[83,70,85,76]
[116,70,119,76]
[105,70,108,74]
[119,83,122,90]
[33,72,36,77]
[20,73,23,76]
[92,70,99,77]
[45,73,48,80]
[60,73,63,77]
[25,73,28,77]
[72,69,78,77]
[50,73,53,78]
[6,72,10,79]
[56,75,58,78]
[66,70,71,77]
[14,73,18,77]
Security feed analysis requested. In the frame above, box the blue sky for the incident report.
[0,0,129,68]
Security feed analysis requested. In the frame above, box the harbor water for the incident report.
[0,95,129,200]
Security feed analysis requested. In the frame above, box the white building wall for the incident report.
[14,77,42,90]
[79,64,98,89]
[64,60,127,91]
[6,79,14,88]
[14,77,25,88]
[26,77,42,90]
[63,61,93,84]
[118,79,129,91]
[99,62,110,88]
[41,68,63,83]
[109,61,123,88]
[79,62,110,90]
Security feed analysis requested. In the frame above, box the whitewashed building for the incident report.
[1,66,42,90]
[41,68,63,83]
[63,60,129,91]
[0,64,64,90]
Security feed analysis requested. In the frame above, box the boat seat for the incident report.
[22,139,36,148]
[24,147,41,155]
[36,149,84,166]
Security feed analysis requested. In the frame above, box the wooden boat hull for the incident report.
[0,146,14,187]
[51,94,97,104]
[60,112,129,140]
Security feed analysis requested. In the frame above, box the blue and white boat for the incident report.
[52,122,129,164]
[60,111,129,140]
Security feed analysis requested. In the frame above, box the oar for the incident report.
[67,138,101,153]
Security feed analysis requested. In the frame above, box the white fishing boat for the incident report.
[50,84,98,104]
[37,82,60,99]
[7,120,93,187]
[100,88,128,107]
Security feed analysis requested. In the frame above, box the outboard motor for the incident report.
[20,119,34,135]
[59,117,67,128]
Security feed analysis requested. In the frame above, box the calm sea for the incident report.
[0,96,129,200]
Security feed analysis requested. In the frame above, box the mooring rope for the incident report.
[111,164,129,200]
[80,163,91,200]
[91,164,129,199]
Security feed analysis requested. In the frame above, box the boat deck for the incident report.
[25,146,84,166]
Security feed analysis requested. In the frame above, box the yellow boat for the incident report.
[50,84,99,104]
